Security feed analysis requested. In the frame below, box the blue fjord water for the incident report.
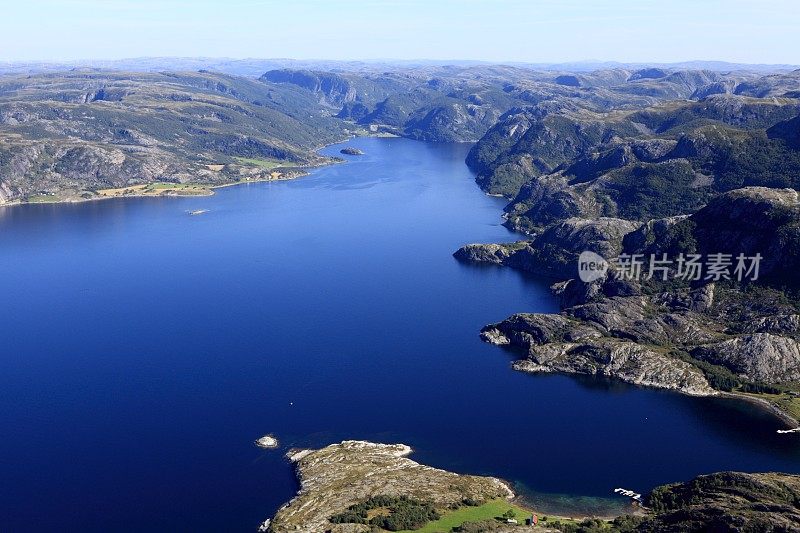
[2,137,800,532]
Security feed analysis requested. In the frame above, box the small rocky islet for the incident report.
[339,147,365,155]
[255,435,279,449]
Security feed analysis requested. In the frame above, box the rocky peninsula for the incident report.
[263,440,800,532]
[457,187,800,426]
[262,441,517,533]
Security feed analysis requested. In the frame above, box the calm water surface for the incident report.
[2,138,800,531]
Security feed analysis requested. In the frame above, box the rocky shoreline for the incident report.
[457,187,800,427]
[263,441,516,533]
[0,165,317,208]
[262,440,800,532]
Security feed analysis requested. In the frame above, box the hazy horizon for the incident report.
[2,56,798,68]
[3,0,798,64]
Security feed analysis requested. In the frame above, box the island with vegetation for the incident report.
[340,147,365,155]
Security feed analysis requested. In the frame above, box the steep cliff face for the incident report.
[260,69,358,106]
[6,67,795,203]
[258,66,788,147]
[638,187,800,288]
[259,66,536,143]
[404,101,503,142]
[466,105,641,198]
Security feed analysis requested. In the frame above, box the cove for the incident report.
[2,137,800,532]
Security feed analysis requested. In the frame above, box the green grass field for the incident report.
[145,182,208,191]
[95,182,213,198]
[743,391,800,421]
[26,194,61,203]
[396,499,533,533]
[233,157,285,169]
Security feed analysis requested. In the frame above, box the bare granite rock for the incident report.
[466,185,800,423]
[513,339,715,396]
[454,217,640,278]
[255,435,279,449]
[481,306,715,396]
[692,334,800,383]
[743,314,800,335]
[265,440,514,533]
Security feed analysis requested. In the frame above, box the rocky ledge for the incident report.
[454,217,638,278]
[263,440,514,533]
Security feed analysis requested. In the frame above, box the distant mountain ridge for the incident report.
[2,64,798,205]
[1,57,798,77]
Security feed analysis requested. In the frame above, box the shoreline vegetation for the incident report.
[1,157,330,208]
[457,187,800,430]
[724,390,800,429]
[262,440,628,533]
[2,131,400,209]
[263,440,800,533]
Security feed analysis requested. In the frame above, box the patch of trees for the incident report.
[606,161,710,220]
[673,350,787,394]
[711,133,800,192]
[329,495,440,531]
[545,516,643,533]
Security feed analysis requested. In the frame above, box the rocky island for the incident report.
[255,435,279,449]
[340,147,365,155]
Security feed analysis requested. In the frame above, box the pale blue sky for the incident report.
[3,0,798,64]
